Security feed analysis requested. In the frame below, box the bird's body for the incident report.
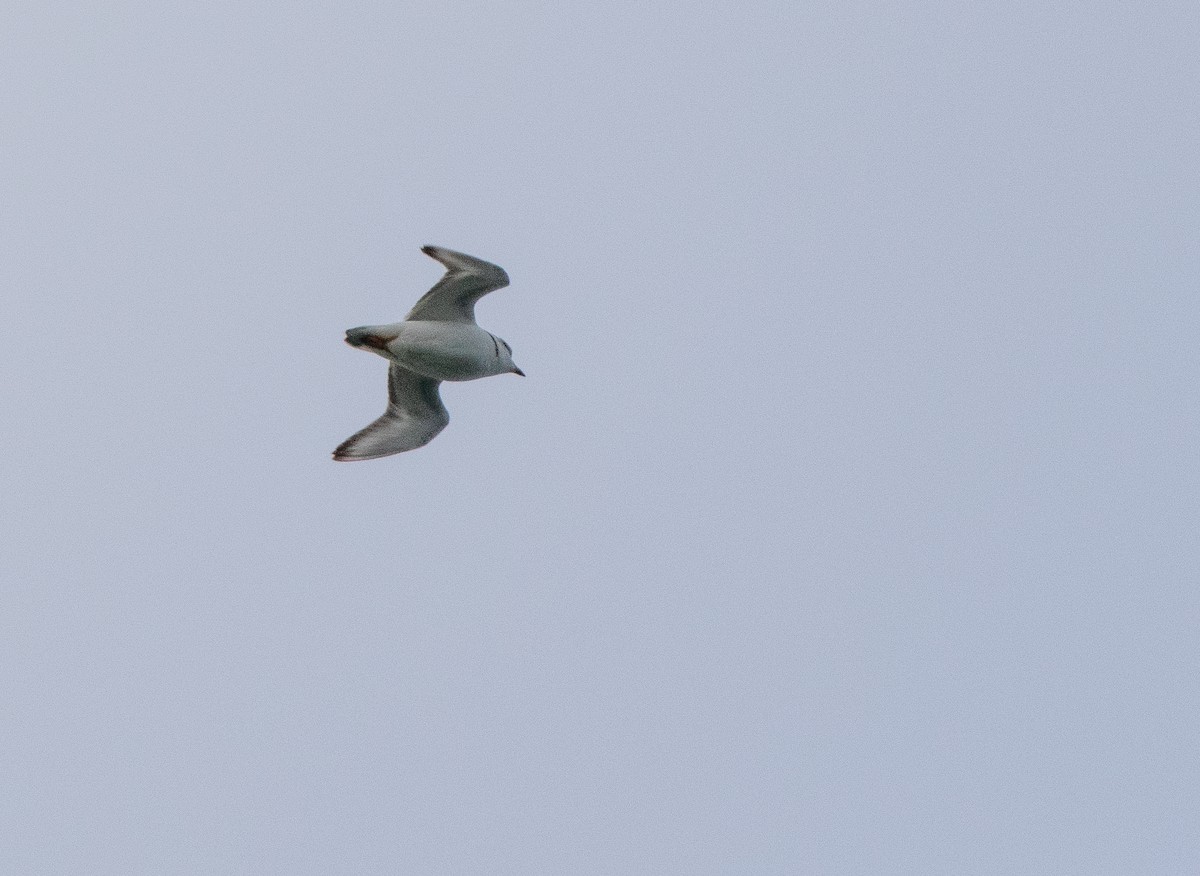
[334,246,522,461]
[345,320,517,381]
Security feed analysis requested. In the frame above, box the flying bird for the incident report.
[333,246,523,461]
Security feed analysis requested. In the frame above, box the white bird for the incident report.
[333,246,523,461]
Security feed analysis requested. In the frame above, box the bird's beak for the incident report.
[512,366,525,377]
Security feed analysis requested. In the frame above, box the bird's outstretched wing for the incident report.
[404,245,510,324]
[333,363,449,461]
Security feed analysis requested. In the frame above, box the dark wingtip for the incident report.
[332,437,362,461]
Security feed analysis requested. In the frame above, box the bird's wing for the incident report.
[403,245,510,324]
[333,363,449,461]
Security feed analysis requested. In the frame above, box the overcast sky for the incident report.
[2,2,1198,873]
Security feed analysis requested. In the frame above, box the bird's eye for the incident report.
[500,339,511,353]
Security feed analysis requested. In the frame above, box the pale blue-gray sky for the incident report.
[2,2,1198,873]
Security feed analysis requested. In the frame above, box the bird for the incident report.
[333,245,523,461]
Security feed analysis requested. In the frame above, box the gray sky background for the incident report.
[2,2,1197,873]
